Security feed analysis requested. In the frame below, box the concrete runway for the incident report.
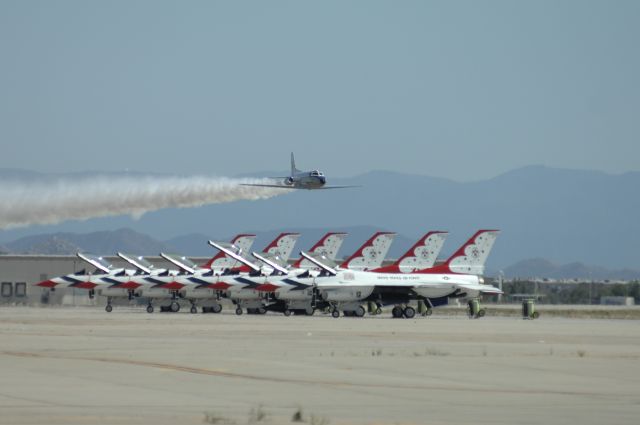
[1,306,639,425]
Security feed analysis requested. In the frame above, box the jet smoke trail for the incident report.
[0,175,287,230]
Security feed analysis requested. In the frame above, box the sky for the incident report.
[0,0,638,181]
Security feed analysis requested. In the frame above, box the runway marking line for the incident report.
[0,350,620,399]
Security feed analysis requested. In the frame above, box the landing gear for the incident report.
[283,309,292,317]
[354,305,366,317]
[304,306,315,316]
[331,309,340,318]
[257,307,267,315]
[190,305,198,314]
[170,301,180,313]
[105,304,113,313]
[424,308,433,316]
[375,307,382,315]
[146,304,154,314]
[235,307,243,315]
[403,306,416,319]
[391,306,404,318]
[211,303,222,313]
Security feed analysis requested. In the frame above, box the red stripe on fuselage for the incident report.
[255,283,279,292]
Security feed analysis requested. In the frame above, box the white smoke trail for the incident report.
[0,175,287,230]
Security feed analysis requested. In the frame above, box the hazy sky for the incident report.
[1,0,638,181]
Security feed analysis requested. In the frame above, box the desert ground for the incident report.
[1,306,639,425]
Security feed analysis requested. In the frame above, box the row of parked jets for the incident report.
[37,229,501,318]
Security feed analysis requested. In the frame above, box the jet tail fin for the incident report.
[417,230,499,275]
[373,231,448,273]
[290,152,300,175]
[339,232,396,270]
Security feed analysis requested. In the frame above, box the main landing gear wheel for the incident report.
[423,308,433,317]
[355,306,366,317]
[190,305,197,314]
[212,303,222,314]
[257,307,267,315]
[283,309,292,317]
[391,306,404,318]
[146,305,154,314]
[331,309,340,318]
[403,306,416,319]
[170,302,180,313]
[105,304,113,313]
[305,307,315,316]
[477,309,486,318]
[235,307,243,315]
[375,307,382,315]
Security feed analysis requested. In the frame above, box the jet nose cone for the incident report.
[36,280,56,288]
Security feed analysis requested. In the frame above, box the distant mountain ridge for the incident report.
[502,258,640,281]
[1,166,639,270]
[4,228,173,256]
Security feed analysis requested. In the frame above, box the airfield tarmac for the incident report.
[1,306,639,425]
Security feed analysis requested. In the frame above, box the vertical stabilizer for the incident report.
[290,152,300,175]
[201,234,256,270]
[419,230,499,275]
[293,232,348,268]
[373,231,448,273]
[340,232,396,270]
[262,232,300,261]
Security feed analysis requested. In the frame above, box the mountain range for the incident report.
[1,166,639,274]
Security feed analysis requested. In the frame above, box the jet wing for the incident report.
[117,252,153,274]
[454,283,504,295]
[208,240,261,273]
[300,251,337,275]
[239,183,297,189]
[77,253,112,273]
[311,185,361,190]
[240,183,360,190]
[160,253,196,274]
[251,252,289,275]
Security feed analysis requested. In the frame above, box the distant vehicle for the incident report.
[241,153,358,190]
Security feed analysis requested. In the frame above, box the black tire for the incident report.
[477,309,486,318]
[305,307,315,316]
[375,307,382,315]
[258,307,267,315]
[532,311,540,319]
[146,305,154,314]
[212,303,222,314]
[170,302,180,313]
[392,306,403,318]
[331,309,340,318]
[403,306,416,319]
[190,306,197,314]
[283,309,292,317]
[355,306,366,317]
[105,304,112,313]
[425,309,433,316]
[235,307,243,315]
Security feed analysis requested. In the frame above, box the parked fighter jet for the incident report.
[240,153,358,190]
[309,230,502,318]
[206,231,396,315]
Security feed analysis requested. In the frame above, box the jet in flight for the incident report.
[241,153,358,190]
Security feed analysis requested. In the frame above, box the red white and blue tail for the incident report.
[262,232,300,261]
[373,231,448,273]
[418,229,499,275]
[201,234,256,270]
[292,232,347,268]
[340,232,396,270]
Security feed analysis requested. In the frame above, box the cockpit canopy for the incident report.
[310,170,325,177]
